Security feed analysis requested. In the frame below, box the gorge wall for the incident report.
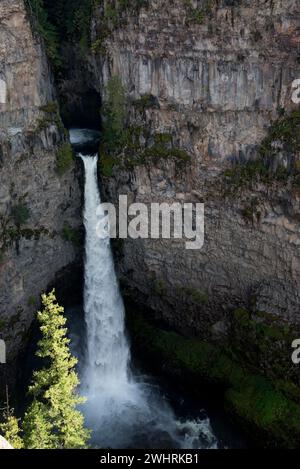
[0,0,299,445]
[89,0,300,338]
[0,0,81,376]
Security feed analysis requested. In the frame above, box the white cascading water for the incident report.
[81,154,129,386]
[79,151,218,449]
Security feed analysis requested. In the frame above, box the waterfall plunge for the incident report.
[80,153,217,449]
[81,154,129,388]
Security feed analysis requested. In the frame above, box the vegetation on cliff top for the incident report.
[0,291,89,449]
[25,0,93,71]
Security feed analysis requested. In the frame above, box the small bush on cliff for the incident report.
[0,248,5,266]
[223,109,300,190]
[0,389,23,449]
[11,203,30,228]
[56,143,74,175]
[102,75,126,154]
[100,75,126,175]
[61,221,81,247]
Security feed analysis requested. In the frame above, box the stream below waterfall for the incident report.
[63,129,247,449]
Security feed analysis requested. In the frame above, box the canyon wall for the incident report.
[91,0,300,336]
[0,0,81,372]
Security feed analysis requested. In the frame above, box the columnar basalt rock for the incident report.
[91,0,300,333]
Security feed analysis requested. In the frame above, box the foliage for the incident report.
[241,197,261,224]
[100,82,191,177]
[0,414,24,449]
[100,153,118,177]
[179,286,209,305]
[132,94,159,111]
[39,101,59,114]
[0,318,6,330]
[259,109,300,161]
[0,389,23,449]
[36,101,65,133]
[153,279,167,297]
[127,310,300,448]
[25,0,93,71]
[223,110,300,190]
[92,0,148,55]
[0,248,5,266]
[11,203,30,228]
[102,75,126,154]
[22,290,90,449]
[56,143,74,175]
[61,222,81,247]
[25,0,62,71]
[27,296,37,307]
[185,0,214,25]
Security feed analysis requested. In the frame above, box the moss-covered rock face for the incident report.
[126,308,300,448]
[222,109,300,191]
[228,309,300,400]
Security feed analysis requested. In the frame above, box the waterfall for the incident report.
[79,152,218,449]
[80,154,129,389]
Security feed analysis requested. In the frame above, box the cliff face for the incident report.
[91,0,300,334]
[0,1,81,366]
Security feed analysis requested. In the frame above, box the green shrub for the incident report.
[187,8,205,24]
[0,248,5,265]
[241,197,261,224]
[100,153,118,177]
[25,0,62,71]
[26,0,93,69]
[132,94,158,111]
[0,318,6,330]
[27,296,37,307]
[102,75,126,155]
[11,203,30,227]
[56,143,74,175]
[61,222,80,247]
[39,102,58,114]
[223,110,300,190]
[153,279,167,297]
[179,286,209,305]
[259,110,300,160]
[185,0,214,25]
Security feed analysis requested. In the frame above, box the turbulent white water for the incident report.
[79,152,218,449]
[69,128,101,146]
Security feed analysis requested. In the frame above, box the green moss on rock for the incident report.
[223,109,300,191]
[61,221,81,247]
[56,143,74,175]
[177,286,209,305]
[127,311,300,448]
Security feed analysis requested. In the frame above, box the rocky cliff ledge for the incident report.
[0,0,81,378]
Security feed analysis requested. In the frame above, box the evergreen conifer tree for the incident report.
[0,387,23,449]
[22,290,90,449]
